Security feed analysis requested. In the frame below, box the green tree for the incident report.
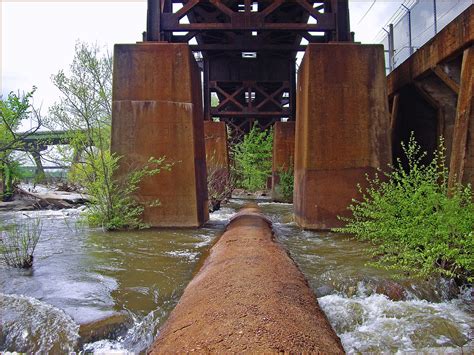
[335,134,474,282]
[232,124,273,191]
[47,41,112,153]
[0,88,42,200]
[48,41,169,229]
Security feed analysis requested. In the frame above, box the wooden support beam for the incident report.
[448,46,474,189]
[413,82,441,110]
[390,94,400,134]
[389,93,400,165]
[432,65,460,94]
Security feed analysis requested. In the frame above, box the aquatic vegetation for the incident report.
[0,218,42,268]
[336,134,474,282]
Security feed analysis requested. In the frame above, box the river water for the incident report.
[0,200,472,353]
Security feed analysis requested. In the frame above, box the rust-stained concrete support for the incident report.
[204,121,230,211]
[150,205,344,353]
[448,47,473,188]
[272,121,295,203]
[388,6,473,188]
[111,43,208,227]
[294,43,391,230]
[204,121,229,171]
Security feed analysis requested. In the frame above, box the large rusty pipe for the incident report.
[150,205,344,353]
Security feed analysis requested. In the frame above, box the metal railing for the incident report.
[377,0,472,73]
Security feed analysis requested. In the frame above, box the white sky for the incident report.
[2,0,405,112]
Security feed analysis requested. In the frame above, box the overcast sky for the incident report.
[2,0,405,112]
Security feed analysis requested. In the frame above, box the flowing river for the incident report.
[0,200,472,353]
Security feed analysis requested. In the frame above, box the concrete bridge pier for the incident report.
[272,121,295,203]
[294,44,391,229]
[204,121,229,174]
[111,43,208,227]
[204,121,230,211]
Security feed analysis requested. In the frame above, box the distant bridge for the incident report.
[17,129,85,181]
[21,130,83,149]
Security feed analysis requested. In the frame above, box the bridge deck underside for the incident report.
[387,5,473,188]
[148,0,350,139]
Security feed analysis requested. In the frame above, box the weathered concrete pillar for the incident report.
[111,43,208,227]
[150,205,344,353]
[272,121,295,203]
[294,44,391,229]
[204,121,229,171]
[204,121,230,211]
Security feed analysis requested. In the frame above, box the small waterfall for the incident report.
[319,292,473,353]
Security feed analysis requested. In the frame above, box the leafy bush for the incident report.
[232,124,273,191]
[207,154,234,212]
[70,152,172,230]
[0,218,42,268]
[275,163,294,202]
[335,134,474,282]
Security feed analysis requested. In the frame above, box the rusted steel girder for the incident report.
[145,0,351,135]
[209,80,291,117]
[152,0,351,47]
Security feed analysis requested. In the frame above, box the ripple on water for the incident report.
[0,293,80,352]
[0,207,229,353]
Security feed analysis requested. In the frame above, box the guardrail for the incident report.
[377,0,472,73]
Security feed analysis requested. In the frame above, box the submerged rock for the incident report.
[375,281,407,301]
[78,313,133,347]
[0,293,79,353]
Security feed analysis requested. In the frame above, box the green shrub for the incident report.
[232,124,273,191]
[70,152,172,230]
[335,134,474,282]
[275,163,294,202]
[207,153,234,212]
[0,218,42,268]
